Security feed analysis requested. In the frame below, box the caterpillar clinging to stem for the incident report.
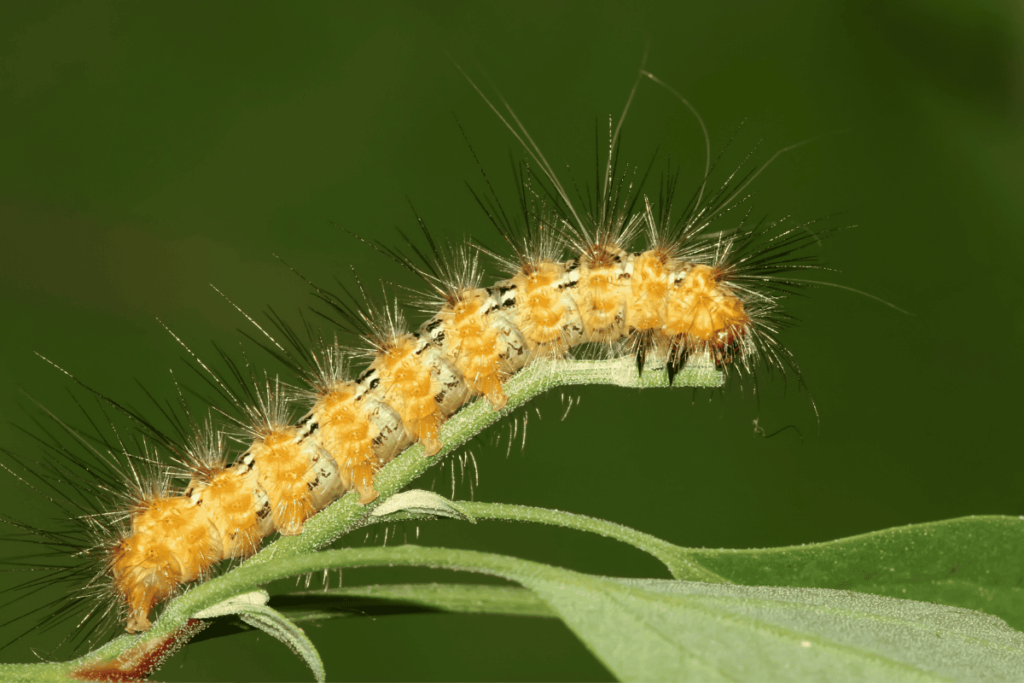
[0,67,832,677]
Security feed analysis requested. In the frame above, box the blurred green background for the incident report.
[1,1,1021,680]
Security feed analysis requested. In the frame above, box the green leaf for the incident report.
[531,577,1024,682]
[283,576,1024,681]
[170,545,1024,682]
[7,538,1023,682]
[370,489,475,523]
[192,589,325,683]
[683,516,1024,632]
[235,605,325,683]
[192,589,273,619]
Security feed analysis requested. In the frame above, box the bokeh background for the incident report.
[1,1,1021,680]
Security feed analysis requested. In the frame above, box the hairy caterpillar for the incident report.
[0,70,825,672]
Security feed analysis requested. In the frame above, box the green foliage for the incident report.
[6,269,1015,683]
[217,512,1024,681]
[1,359,1021,681]
[4,517,1022,682]
[688,516,1024,633]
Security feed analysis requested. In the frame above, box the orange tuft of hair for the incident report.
[663,264,750,343]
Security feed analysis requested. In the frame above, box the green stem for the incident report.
[0,357,722,679]
[456,502,725,582]
[174,358,722,619]
[366,501,725,582]
[240,356,723,561]
[175,546,606,611]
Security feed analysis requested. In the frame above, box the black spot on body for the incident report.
[298,422,320,443]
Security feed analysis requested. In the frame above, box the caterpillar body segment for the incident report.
[184,452,273,562]
[424,286,529,411]
[626,251,671,334]
[665,265,750,344]
[495,260,586,359]
[576,247,632,343]
[363,335,467,457]
[303,379,408,505]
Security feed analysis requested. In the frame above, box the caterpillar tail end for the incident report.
[73,619,207,681]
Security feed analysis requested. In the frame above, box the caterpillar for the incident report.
[0,70,824,666]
